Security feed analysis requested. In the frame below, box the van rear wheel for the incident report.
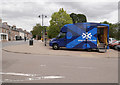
[53,44,59,50]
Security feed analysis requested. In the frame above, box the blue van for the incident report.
[49,23,109,52]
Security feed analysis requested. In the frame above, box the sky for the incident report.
[0,0,119,32]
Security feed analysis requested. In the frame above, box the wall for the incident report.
[19,32,24,39]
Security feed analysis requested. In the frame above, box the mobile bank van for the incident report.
[49,23,109,52]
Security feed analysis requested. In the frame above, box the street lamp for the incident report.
[38,14,47,46]
[8,26,12,41]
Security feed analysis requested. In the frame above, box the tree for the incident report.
[48,8,72,38]
[70,13,87,24]
[101,21,118,39]
[31,24,47,39]
[117,22,120,40]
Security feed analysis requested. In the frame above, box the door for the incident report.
[57,32,66,47]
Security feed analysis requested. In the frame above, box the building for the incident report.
[27,32,32,40]
[0,20,9,42]
[17,28,25,40]
[0,18,32,41]
[10,25,19,41]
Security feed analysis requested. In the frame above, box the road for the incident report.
[1,41,118,83]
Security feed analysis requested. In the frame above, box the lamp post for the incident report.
[38,14,47,46]
[8,26,12,41]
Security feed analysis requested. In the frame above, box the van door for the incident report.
[57,32,66,47]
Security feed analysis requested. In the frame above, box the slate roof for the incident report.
[0,23,9,30]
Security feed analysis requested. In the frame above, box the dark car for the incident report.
[115,45,120,51]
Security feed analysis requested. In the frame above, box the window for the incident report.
[4,35,6,39]
[112,38,116,41]
[1,34,7,40]
[57,32,66,39]
[3,35,6,39]
[109,39,111,41]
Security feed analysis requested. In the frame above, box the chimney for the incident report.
[24,30,26,32]
[12,25,16,28]
[3,22,8,25]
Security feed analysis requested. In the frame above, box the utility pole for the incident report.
[41,14,43,41]
[38,14,47,46]
[42,14,43,26]
[45,27,47,46]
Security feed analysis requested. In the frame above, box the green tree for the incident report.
[117,22,120,40]
[101,21,118,39]
[31,24,47,39]
[48,8,72,38]
[70,13,87,23]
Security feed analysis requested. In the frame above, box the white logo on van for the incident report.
[82,32,92,39]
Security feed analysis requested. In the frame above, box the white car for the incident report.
[109,38,116,44]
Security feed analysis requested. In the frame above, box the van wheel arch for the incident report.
[52,43,59,50]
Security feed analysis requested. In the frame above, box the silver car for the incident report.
[115,45,120,51]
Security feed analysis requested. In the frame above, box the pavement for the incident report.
[2,40,119,58]
[1,40,29,48]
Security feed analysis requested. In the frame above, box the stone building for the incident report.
[27,32,32,40]
[17,28,25,40]
[0,20,9,42]
[10,25,19,41]
[0,18,32,41]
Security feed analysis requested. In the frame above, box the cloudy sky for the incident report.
[0,0,119,32]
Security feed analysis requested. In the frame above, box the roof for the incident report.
[0,23,30,34]
[60,23,109,32]
[17,29,24,33]
[0,23,9,30]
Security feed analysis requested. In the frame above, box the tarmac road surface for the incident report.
[2,50,118,83]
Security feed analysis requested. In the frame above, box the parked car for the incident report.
[109,38,116,44]
[109,40,120,48]
[114,45,120,51]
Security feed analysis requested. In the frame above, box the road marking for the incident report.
[3,75,64,82]
[78,66,95,69]
[1,72,38,77]
[40,64,46,67]
[1,72,65,82]
[63,66,95,69]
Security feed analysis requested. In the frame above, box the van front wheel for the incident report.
[53,44,59,50]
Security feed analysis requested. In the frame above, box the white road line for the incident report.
[78,66,95,69]
[1,72,65,82]
[3,76,65,82]
[62,66,95,69]
[0,72,38,77]
[3,75,64,82]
